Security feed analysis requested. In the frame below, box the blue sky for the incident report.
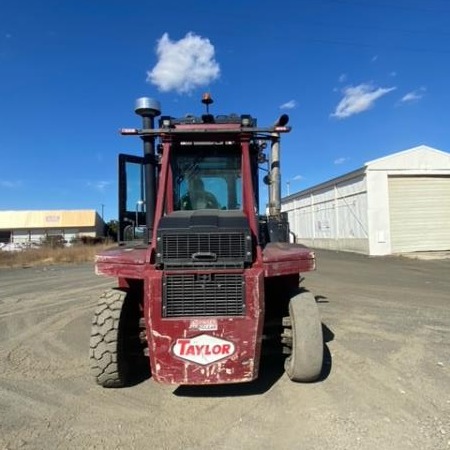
[1,0,449,221]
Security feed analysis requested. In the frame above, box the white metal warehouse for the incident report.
[281,145,450,256]
[0,210,104,244]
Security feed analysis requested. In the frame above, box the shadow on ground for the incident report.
[125,359,151,387]
[127,294,335,394]
[318,323,334,382]
[173,321,335,397]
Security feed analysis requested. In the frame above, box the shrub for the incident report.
[0,243,114,268]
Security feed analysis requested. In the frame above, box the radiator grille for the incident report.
[161,233,248,262]
[163,273,245,317]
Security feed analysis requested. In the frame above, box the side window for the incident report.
[118,154,145,241]
[125,162,145,216]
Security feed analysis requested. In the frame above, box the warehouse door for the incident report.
[389,176,450,252]
[0,230,11,243]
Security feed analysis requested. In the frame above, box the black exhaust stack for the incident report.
[135,98,161,241]
[268,114,289,218]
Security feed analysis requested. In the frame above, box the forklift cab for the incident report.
[118,132,258,243]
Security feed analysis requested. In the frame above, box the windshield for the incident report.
[171,145,242,211]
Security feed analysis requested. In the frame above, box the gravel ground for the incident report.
[0,250,449,450]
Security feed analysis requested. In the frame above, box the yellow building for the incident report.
[0,210,104,244]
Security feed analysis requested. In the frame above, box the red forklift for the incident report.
[90,94,323,387]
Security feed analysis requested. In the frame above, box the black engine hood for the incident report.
[157,210,250,232]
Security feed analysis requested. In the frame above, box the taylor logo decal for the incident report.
[172,334,235,365]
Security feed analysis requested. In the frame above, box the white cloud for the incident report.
[280,100,297,110]
[87,181,111,192]
[400,87,426,103]
[331,83,396,119]
[390,71,397,77]
[292,174,304,181]
[147,32,220,94]
[0,180,22,188]
[371,55,378,62]
[338,73,347,83]
[334,157,348,165]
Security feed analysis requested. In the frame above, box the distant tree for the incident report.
[105,220,119,242]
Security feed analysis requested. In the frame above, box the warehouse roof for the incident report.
[365,145,450,170]
[0,210,100,230]
[282,145,450,203]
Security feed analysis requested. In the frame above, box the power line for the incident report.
[297,35,450,55]
[300,18,450,38]
[324,0,450,14]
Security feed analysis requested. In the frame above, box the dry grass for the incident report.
[0,244,114,268]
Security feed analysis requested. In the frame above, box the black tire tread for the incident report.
[89,288,128,388]
[284,291,324,382]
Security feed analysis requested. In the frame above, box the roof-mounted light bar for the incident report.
[120,125,291,137]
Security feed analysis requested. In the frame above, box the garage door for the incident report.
[0,230,11,243]
[389,176,450,253]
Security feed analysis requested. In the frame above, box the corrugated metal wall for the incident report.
[283,174,369,253]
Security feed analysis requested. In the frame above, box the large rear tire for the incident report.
[283,291,323,382]
[89,288,145,388]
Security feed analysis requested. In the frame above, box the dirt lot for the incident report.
[0,250,449,449]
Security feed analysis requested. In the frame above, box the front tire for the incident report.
[89,288,145,388]
[284,291,323,382]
